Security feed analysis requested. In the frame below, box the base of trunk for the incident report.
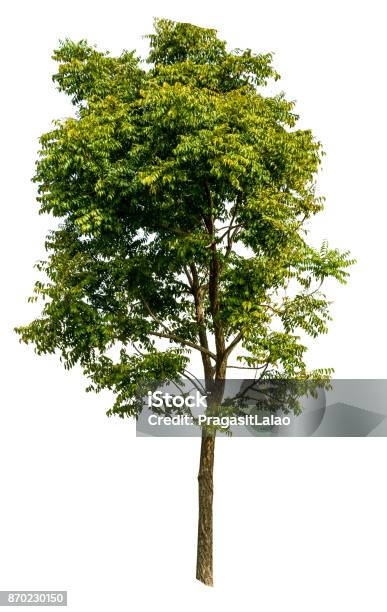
[196,432,215,586]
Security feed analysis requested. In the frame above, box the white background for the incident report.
[1,1,386,610]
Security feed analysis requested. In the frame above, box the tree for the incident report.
[16,18,353,586]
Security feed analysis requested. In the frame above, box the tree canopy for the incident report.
[16,18,354,417]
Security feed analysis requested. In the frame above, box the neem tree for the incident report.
[17,19,353,585]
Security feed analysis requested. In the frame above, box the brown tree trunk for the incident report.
[196,431,216,586]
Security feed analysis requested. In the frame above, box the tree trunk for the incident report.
[196,431,216,586]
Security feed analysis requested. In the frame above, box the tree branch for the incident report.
[190,263,214,380]
[150,331,216,360]
[183,265,194,290]
[204,180,226,377]
[224,331,243,358]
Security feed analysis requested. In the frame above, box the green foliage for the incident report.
[16,18,354,417]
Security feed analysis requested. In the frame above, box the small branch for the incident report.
[306,279,324,297]
[183,369,207,395]
[183,265,194,290]
[140,295,216,360]
[132,343,145,357]
[260,303,283,316]
[223,196,242,258]
[140,296,172,333]
[203,180,215,236]
[224,331,243,358]
[226,364,266,370]
[150,331,217,361]
[217,224,241,243]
